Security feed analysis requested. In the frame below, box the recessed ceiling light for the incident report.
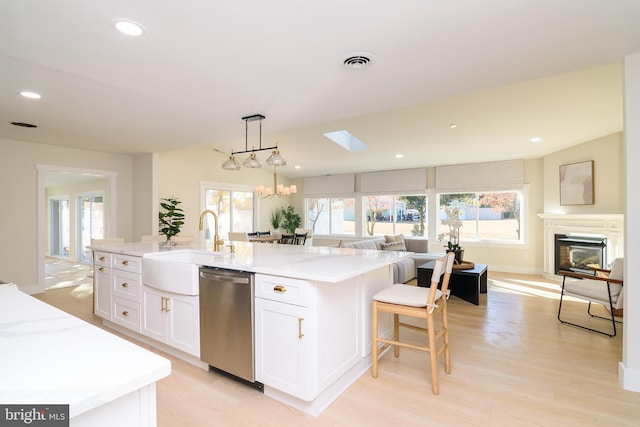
[531,137,542,142]
[395,154,403,158]
[449,124,458,129]
[114,20,145,36]
[20,91,41,99]
[294,165,301,169]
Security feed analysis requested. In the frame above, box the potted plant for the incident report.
[437,204,464,263]
[158,197,186,243]
[280,205,301,234]
[270,209,283,237]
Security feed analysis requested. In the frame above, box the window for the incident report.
[305,197,355,235]
[363,194,426,237]
[438,191,522,243]
[202,185,254,240]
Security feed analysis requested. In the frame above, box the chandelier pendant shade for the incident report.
[256,167,297,199]
[221,114,288,170]
[220,114,294,199]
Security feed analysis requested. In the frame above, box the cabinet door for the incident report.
[141,286,167,343]
[167,294,200,357]
[255,298,314,401]
[93,266,111,319]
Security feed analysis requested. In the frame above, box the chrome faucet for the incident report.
[199,209,224,251]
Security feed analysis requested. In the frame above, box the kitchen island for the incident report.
[0,284,171,427]
[91,240,408,416]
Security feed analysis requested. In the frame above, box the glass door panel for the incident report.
[49,197,70,257]
[78,193,104,264]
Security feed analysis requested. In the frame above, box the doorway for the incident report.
[37,165,117,292]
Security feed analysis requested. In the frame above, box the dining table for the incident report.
[248,235,281,243]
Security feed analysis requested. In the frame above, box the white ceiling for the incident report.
[2,1,639,179]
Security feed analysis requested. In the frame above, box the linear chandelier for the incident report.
[221,114,296,199]
[221,114,288,170]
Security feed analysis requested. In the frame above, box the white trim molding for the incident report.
[537,213,624,276]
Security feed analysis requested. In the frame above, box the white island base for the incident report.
[254,266,393,416]
[0,285,171,427]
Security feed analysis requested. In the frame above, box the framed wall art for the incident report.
[559,160,594,205]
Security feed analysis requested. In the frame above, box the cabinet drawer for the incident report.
[112,297,141,333]
[112,270,141,303]
[112,253,142,274]
[94,251,112,268]
[255,275,311,307]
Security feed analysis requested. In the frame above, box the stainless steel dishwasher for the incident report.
[199,267,263,390]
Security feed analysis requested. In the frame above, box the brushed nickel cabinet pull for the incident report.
[121,282,129,288]
[98,267,105,272]
[122,310,129,317]
[122,260,129,266]
[298,317,304,339]
[99,256,105,261]
[273,285,286,293]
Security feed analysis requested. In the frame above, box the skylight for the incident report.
[323,130,368,152]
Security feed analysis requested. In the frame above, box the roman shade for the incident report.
[435,159,523,193]
[303,173,355,197]
[360,168,427,194]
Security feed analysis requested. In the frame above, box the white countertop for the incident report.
[0,285,171,418]
[92,240,410,283]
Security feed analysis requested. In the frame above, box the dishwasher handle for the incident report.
[200,270,251,284]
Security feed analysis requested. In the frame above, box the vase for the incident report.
[447,249,464,264]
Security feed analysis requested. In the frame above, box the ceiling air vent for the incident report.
[342,53,374,70]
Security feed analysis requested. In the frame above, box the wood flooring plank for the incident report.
[31,271,640,426]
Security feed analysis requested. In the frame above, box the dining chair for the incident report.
[372,252,455,394]
[279,234,295,244]
[557,257,624,337]
[294,228,313,246]
[293,232,307,245]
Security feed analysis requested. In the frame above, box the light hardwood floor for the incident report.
[33,272,640,426]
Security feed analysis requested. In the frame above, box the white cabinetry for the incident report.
[255,275,314,400]
[141,285,200,357]
[93,251,143,333]
[93,251,112,319]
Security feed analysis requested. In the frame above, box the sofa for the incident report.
[337,235,442,284]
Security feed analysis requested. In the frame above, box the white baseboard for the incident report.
[619,362,640,393]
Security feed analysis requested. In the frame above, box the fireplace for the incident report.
[538,214,623,277]
[554,233,606,275]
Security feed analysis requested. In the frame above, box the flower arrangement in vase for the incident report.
[438,205,464,263]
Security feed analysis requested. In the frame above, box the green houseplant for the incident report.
[158,197,185,242]
[280,206,301,234]
[270,208,283,232]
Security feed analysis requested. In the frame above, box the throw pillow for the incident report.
[381,241,407,251]
[384,234,407,251]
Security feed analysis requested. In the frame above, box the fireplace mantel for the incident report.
[537,213,624,276]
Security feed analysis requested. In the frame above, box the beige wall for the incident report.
[0,137,133,290]
[0,130,623,288]
[543,132,624,214]
[156,147,294,239]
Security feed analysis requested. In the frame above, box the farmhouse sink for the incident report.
[142,251,231,295]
